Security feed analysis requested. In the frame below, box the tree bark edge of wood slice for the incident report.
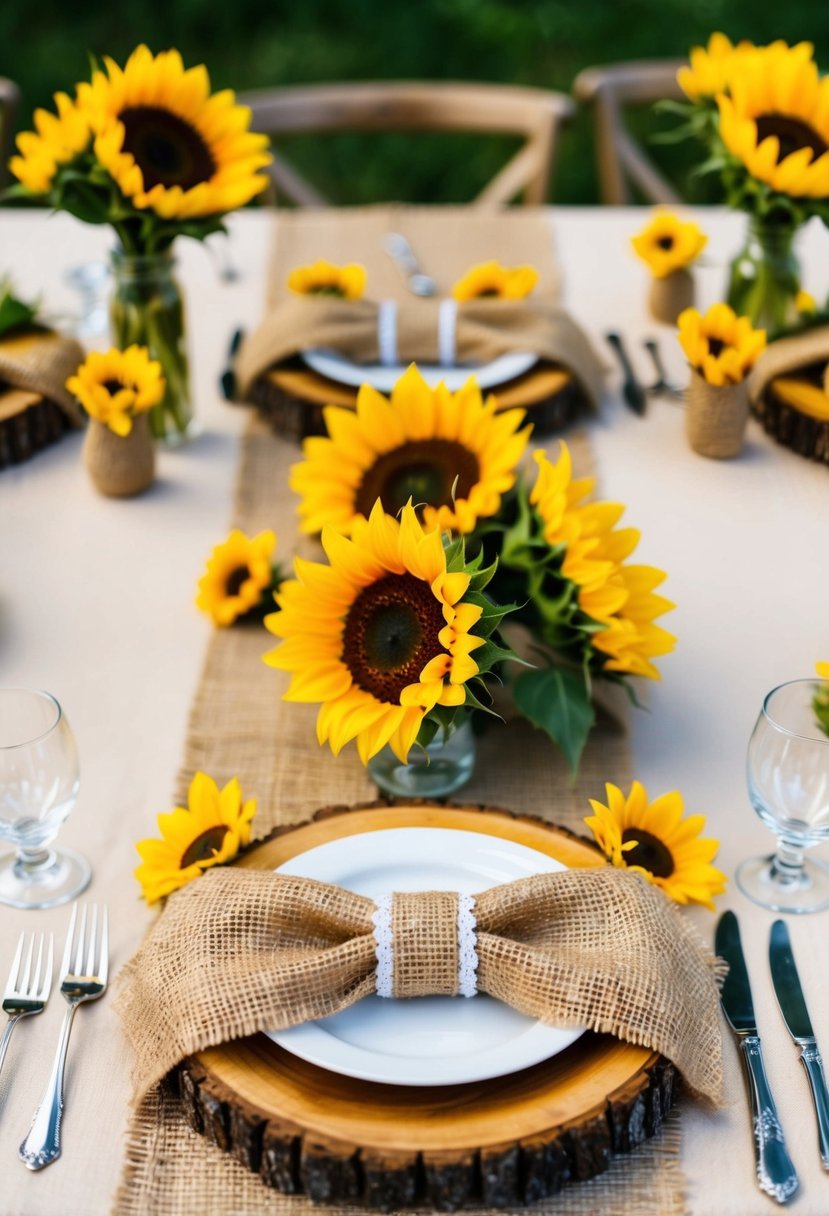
[177,802,677,1209]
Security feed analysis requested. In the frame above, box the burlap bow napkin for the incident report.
[116,865,723,1105]
[750,324,829,408]
[0,327,85,425]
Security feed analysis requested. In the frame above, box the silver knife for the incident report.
[715,910,799,1204]
[770,919,829,1170]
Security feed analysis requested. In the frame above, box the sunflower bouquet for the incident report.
[670,34,829,330]
[8,45,272,440]
[278,364,675,782]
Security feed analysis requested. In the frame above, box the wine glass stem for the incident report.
[770,840,807,887]
[13,846,56,880]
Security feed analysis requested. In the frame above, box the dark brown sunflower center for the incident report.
[621,828,675,878]
[707,337,725,358]
[309,285,346,296]
[656,235,675,250]
[755,114,828,163]
[342,573,445,703]
[224,565,250,597]
[354,440,481,519]
[120,106,216,190]
[102,379,125,395]
[478,288,501,297]
[180,825,228,869]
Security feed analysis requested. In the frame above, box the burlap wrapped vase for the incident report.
[685,369,749,459]
[83,414,155,497]
[648,269,695,326]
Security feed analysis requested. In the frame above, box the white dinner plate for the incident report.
[301,348,538,393]
[266,827,584,1086]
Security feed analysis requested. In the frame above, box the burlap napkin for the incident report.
[749,324,829,407]
[233,205,603,408]
[116,865,724,1109]
[0,327,85,424]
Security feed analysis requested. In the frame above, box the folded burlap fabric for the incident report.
[749,325,829,406]
[116,864,723,1106]
[0,327,85,425]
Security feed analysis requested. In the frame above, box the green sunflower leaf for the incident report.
[467,556,499,593]
[464,590,520,637]
[511,666,595,774]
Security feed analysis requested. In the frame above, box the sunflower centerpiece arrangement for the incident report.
[672,34,829,331]
[8,45,272,442]
[279,364,675,787]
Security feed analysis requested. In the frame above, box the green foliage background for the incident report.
[3,0,828,204]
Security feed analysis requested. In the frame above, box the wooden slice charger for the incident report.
[178,804,675,1209]
[0,386,72,468]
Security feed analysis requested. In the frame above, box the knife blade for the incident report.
[770,919,829,1170]
[605,331,647,416]
[715,911,799,1204]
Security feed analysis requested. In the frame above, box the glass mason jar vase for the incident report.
[368,717,476,799]
[109,247,197,445]
[726,214,801,333]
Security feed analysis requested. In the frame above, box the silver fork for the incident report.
[19,904,108,1170]
[1,932,54,1082]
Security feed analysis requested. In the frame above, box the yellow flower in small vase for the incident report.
[291,363,531,536]
[585,780,726,909]
[452,261,539,302]
[68,346,165,497]
[135,772,256,904]
[9,91,92,193]
[679,304,766,458]
[631,213,707,324]
[287,260,367,299]
[196,529,278,626]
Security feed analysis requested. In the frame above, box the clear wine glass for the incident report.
[738,678,829,914]
[0,688,91,909]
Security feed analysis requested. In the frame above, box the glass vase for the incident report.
[726,214,801,332]
[368,718,476,799]
[109,247,197,445]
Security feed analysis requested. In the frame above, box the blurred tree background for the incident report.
[3,0,827,204]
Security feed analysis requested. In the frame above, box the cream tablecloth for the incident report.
[1,207,828,1216]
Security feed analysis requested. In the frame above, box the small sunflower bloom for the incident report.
[631,213,707,279]
[287,260,367,299]
[196,529,278,627]
[452,261,539,302]
[9,91,92,193]
[66,345,165,435]
[135,772,256,905]
[585,780,726,910]
[678,304,766,387]
[291,364,531,536]
[796,290,817,314]
[264,500,486,765]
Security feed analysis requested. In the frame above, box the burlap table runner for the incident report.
[234,206,603,408]
[113,413,690,1215]
[0,327,85,424]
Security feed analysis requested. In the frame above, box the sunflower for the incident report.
[717,43,829,198]
[530,445,676,681]
[80,45,271,219]
[630,213,707,278]
[452,261,539,302]
[196,529,278,626]
[291,364,531,536]
[135,772,256,904]
[9,91,91,194]
[264,500,485,764]
[287,260,367,299]
[676,32,757,101]
[678,304,766,387]
[585,780,726,909]
[66,345,165,435]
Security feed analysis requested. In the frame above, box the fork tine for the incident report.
[5,931,24,997]
[99,906,109,986]
[73,904,87,975]
[29,934,45,999]
[37,934,54,1002]
[85,905,98,976]
[60,903,77,980]
[19,932,35,996]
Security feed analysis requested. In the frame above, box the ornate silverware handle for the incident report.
[799,1042,829,1169]
[739,1034,799,1204]
[19,1003,77,1170]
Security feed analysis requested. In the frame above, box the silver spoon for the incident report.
[643,338,685,399]
[384,232,437,297]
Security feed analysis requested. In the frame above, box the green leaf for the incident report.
[511,666,595,774]
[0,283,39,337]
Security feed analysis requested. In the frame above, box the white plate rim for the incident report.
[301,347,538,392]
[266,827,584,1086]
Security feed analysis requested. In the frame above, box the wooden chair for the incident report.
[239,81,575,206]
[573,61,685,205]
[0,78,21,191]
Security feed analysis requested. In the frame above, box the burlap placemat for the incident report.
[113,414,687,1216]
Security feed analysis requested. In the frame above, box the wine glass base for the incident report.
[736,853,829,914]
[0,848,92,910]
